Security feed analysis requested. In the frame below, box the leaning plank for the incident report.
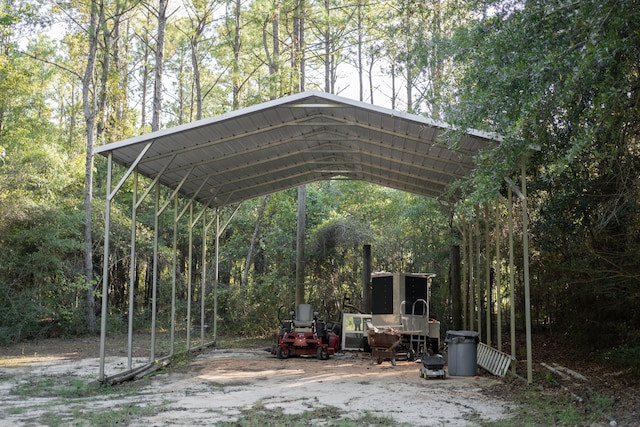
[540,362,570,380]
[103,362,154,385]
[134,360,170,380]
[541,363,584,403]
[553,363,587,381]
[103,359,171,385]
[477,342,516,376]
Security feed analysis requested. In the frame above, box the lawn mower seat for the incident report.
[293,304,314,328]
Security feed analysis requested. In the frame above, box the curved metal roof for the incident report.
[95,91,498,208]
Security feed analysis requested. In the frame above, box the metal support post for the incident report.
[150,184,160,362]
[201,209,208,345]
[508,187,516,373]
[214,210,219,340]
[170,195,178,356]
[127,171,138,369]
[521,160,533,384]
[99,153,113,382]
[186,204,193,350]
[485,205,491,347]
[495,203,502,352]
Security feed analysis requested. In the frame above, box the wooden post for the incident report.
[476,215,482,341]
[468,220,474,330]
[362,244,372,313]
[295,185,306,306]
[450,245,462,330]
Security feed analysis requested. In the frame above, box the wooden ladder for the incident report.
[477,342,516,376]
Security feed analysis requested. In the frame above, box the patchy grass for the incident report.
[214,403,405,427]
[215,335,274,349]
[38,401,160,427]
[9,370,154,397]
[480,375,615,427]
[4,373,169,426]
[10,375,103,398]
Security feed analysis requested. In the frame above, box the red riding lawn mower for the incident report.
[272,304,341,360]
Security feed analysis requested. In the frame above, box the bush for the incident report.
[0,282,47,344]
[599,345,640,377]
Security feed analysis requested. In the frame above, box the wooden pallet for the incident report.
[477,342,515,377]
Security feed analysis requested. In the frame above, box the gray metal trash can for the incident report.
[445,330,479,376]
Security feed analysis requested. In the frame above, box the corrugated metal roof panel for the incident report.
[96,91,497,207]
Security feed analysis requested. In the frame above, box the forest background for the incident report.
[0,0,638,362]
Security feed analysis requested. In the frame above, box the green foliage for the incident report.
[1,0,639,356]
[444,0,640,345]
[0,283,42,344]
[0,156,88,342]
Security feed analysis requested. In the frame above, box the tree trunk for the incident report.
[292,0,306,93]
[242,195,270,289]
[272,0,280,95]
[299,0,305,91]
[190,40,201,120]
[233,0,242,109]
[390,55,396,110]
[95,20,112,143]
[263,0,280,99]
[403,2,413,112]
[368,52,374,104]
[324,0,330,93]
[357,0,363,101]
[140,12,152,130]
[115,19,128,133]
[152,0,167,132]
[292,1,300,93]
[83,0,103,335]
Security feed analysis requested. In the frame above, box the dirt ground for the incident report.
[0,335,638,426]
[0,335,514,426]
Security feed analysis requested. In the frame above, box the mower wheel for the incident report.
[276,345,289,359]
[317,346,329,360]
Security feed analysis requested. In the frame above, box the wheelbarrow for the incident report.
[367,327,402,366]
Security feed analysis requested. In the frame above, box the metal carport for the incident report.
[95,90,531,383]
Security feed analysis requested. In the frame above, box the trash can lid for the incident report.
[445,330,480,343]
